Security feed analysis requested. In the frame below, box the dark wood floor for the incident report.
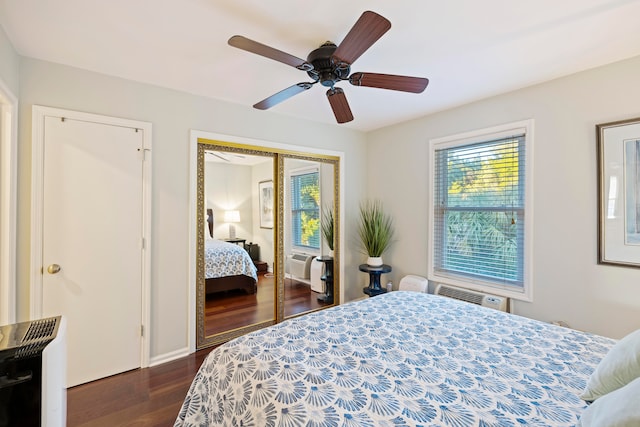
[67,348,212,426]
[68,272,328,425]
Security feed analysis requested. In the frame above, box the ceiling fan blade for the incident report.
[332,11,391,66]
[228,35,313,71]
[326,87,354,124]
[349,72,429,93]
[253,83,314,110]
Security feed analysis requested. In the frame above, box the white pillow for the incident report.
[581,328,640,402]
[577,376,640,426]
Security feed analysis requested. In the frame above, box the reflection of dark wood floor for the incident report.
[205,272,330,336]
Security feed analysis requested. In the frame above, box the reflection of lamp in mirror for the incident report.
[224,210,241,239]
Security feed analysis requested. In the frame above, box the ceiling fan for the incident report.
[228,10,429,124]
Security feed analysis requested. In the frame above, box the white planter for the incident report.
[367,256,383,267]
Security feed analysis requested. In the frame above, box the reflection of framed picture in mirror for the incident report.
[259,180,274,229]
[597,117,640,267]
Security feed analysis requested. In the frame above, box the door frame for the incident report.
[0,78,17,325]
[30,105,152,368]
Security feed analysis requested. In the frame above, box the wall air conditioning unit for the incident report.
[434,283,508,312]
[286,254,314,279]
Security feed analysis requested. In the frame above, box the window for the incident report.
[290,167,320,250]
[429,120,533,300]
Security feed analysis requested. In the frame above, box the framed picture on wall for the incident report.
[597,117,640,267]
[259,180,274,229]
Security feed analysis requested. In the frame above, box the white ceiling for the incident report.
[204,150,268,166]
[2,0,640,131]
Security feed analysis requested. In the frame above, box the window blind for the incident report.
[433,133,525,288]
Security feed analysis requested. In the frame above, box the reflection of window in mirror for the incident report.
[283,158,334,320]
[290,166,321,254]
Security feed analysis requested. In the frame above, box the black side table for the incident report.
[224,238,247,249]
[359,264,392,297]
[316,256,334,303]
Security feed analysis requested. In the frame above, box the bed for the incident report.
[175,291,620,426]
[204,209,257,295]
[204,239,258,294]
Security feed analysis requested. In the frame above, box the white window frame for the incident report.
[428,120,534,302]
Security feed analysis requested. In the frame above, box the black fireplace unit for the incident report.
[0,316,66,427]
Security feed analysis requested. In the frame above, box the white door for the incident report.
[41,116,145,387]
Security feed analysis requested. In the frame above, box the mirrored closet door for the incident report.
[196,139,340,349]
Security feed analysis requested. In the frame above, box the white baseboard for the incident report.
[149,347,190,367]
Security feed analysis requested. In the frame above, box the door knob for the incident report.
[47,264,61,274]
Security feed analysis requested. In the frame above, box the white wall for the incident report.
[0,24,19,325]
[367,54,640,339]
[0,24,19,94]
[16,57,367,359]
[251,160,275,270]
[204,162,253,240]
[204,159,276,269]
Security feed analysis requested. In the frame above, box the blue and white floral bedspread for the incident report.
[175,291,614,426]
[204,239,257,281]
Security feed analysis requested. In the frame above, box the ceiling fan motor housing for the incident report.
[306,42,350,87]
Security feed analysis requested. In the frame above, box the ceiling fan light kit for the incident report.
[228,11,429,124]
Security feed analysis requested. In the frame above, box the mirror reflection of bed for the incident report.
[204,209,257,296]
[203,208,329,336]
[203,209,259,336]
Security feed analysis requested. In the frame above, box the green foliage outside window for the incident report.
[300,212,320,246]
[447,144,519,205]
[292,171,320,248]
[437,139,522,283]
